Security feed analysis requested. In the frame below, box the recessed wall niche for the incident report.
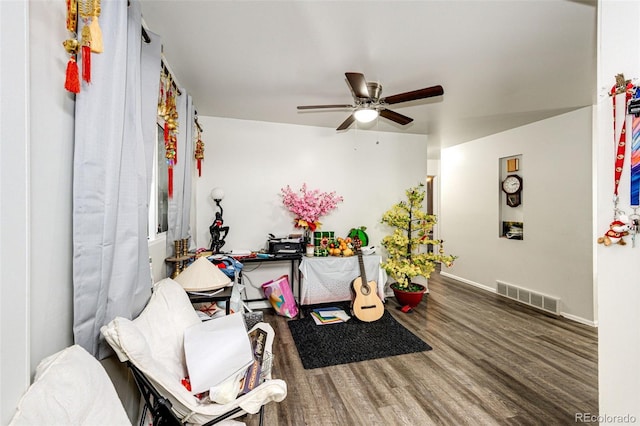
[499,154,523,240]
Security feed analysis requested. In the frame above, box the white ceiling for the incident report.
[139,0,597,155]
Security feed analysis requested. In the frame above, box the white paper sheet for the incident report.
[183,313,254,394]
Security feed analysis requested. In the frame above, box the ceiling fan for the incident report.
[297,72,444,131]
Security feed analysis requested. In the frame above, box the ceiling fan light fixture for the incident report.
[354,108,379,123]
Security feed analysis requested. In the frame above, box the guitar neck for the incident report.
[357,248,367,283]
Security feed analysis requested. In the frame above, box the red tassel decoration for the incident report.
[197,159,202,177]
[168,167,174,199]
[82,44,91,83]
[64,56,81,93]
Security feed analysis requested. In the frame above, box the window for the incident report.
[149,122,168,238]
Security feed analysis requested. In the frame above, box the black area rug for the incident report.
[288,302,432,369]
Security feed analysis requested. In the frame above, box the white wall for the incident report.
[440,107,594,323]
[1,1,31,423]
[29,0,75,369]
[189,117,434,299]
[1,1,76,423]
[597,1,640,421]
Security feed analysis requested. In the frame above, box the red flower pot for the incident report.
[391,283,427,308]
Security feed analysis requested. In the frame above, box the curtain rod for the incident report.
[143,25,202,133]
[161,59,182,96]
[142,26,150,44]
[139,26,180,95]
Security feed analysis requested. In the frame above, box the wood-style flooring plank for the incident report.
[241,267,598,425]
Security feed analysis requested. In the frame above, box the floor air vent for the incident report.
[496,280,559,315]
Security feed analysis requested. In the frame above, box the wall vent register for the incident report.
[496,280,559,315]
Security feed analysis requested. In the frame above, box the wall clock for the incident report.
[502,174,522,207]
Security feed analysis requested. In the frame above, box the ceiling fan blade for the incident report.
[345,72,370,99]
[380,109,413,125]
[383,85,444,105]
[337,114,356,131]
[297,104,354,110]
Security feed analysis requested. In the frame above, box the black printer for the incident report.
[267,236,303,254]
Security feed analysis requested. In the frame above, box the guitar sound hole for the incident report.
[360,286,371,296]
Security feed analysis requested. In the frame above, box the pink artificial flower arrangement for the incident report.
[281,183,343,231]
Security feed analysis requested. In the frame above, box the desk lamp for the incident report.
[209,187,229,253]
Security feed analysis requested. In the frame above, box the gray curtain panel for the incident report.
[165,92,194,271]
[73,0,160,359]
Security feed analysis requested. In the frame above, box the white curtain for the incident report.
[73,0,161,359]
[166,92,194,266]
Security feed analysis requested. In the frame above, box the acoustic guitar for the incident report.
[351,237,384,322]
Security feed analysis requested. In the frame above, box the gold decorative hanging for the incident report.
[65,0,102,91]
[194,117,204,177]
[63,0,80,93]
[158,68,179,198]
[88,0,103,53]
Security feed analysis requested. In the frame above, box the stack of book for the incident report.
[310,307,351,325]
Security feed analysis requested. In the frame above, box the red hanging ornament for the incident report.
[82,44,91,83]
[64,55,81,93]
[168,166,174,199]
[81,24,91,83]
[194,125,205,177]
[63,37,81,93]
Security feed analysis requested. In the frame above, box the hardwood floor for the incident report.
[241,268,598,425]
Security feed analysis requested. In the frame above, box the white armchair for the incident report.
[9,345,132,425]
[100,278,286,426]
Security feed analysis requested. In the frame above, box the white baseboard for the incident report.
[439,271,496,293]
[560,312,598,327]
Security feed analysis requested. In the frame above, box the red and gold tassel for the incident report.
[81,24,91,83]
[159,70,179,198]
[63,38,80,93]
[64,0,79,93]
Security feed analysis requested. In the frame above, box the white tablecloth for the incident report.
[299,255,387,305]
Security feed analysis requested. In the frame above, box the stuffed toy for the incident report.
[597,220,630,246]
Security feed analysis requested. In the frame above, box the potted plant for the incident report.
[380,183,456,307]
